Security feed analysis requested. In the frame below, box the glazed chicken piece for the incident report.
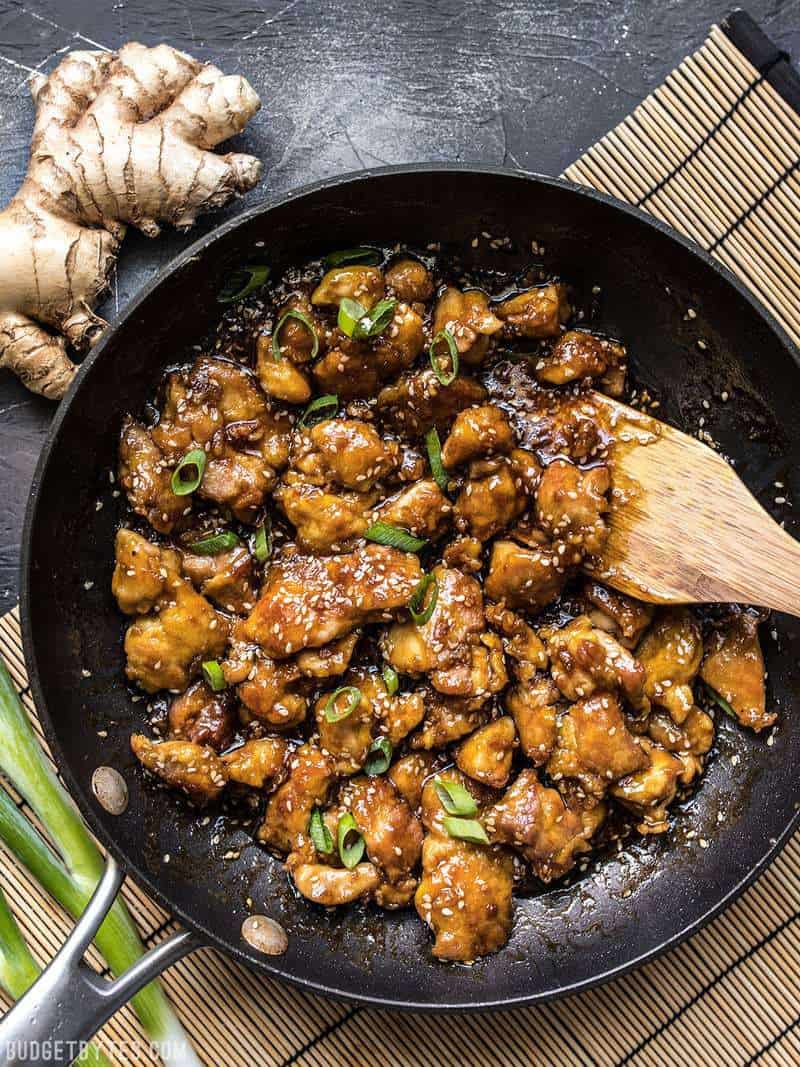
[314,681,375,774]
[495,282,570,339]
[484,539,567,612]
[637,609,703,725]
[271,292,326,364]
[547,692,649,798]
[454,457,526,541]
[648,707,714,784]
[583,580,654,649]
[288,853,381,906]
[504,675,560,766]
[700,613,773,732]
[385,257,434,303]
[485,602,548,681]
[375,479,451,540]
[455,716,516,788]
[221,737,290,790]
[313,339,380,401]
[255,335,312,405]
[118,417,187,535]
[306,419,398,491]
[372,302,426,379]
[611,740,684,834]
[149,357,292,523]
[275,482,370,553]
[258,743,335,854]
[543,615,649,713]
[241,545,423,658]
[223,645,308,729]
[311,265,384,310]
[429,632,508,701]
[433,287,503,364]
[342,775,424,907]
[440,404,514,469]
[484,769,597,881]
[536,459,611,560]
[388,752,439,811]
[377,369,487,436]
[130,735,227,805]
[168,680,236,751]
[442,535,483,575]
[180,542,255,614]
[410,693,489,749]
[534,330,626,391]
[112,528,173,615]
[295,633,359,678]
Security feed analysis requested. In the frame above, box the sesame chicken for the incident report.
[454,456,526,541]
[388,752,439,811]
[611,740,684,834]
[118,418,187,535]
[495,282,571,339]
[410,692,489,750]
[223,645,308,729]
[274,481,370,553]
[504,675,560,766]
[315,681,375,775]
[313,340,380,400]
[255,337,312,404]
[442,535,483,574]
[637,609,703,725]
[311,265,384,310]
[536,458,611,559]
[375,479,451,539]
[455,716,516,788]
[221,737,290,790]
[295,633,359,678]
[583,580,654,649]
[272,292,326,364]
[168,680,236,751]
[130,735,227,805]
[429,632,508,700]
[377,368,487,436]
[307,418,398,490]
[112,528,174,615]
[440,404,514,468]
[258,744,335,854]
[433,287,504,364]
[700,612,773,732]
[289,856,381,906]
[484,539,567,612]
[372,303,426,378]
[180,542,255,614]
[385,257,434,303]
[535,330,625,388]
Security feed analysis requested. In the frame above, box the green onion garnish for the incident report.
[271,309,319,362]
[364,737,393,777]
[253,520,271,564]
[425,427,448,491]
[218,264,270,304]
[309,807,334,854]
[705,684,736,719]
[299,393,338,427]
[202,660,226,692]
[190,531,239,555]
[337,297,367,338]
[382,665,399,696]
[434,778,478,817]
[364,522,427,553]
[323,685,361,723]
[443,816,489,845]
[324,247,382,269]
[409,573,438,625]
[337,813,366,868]
[338,298,397,341]
[171,449,206,496]
[429,327,459,385]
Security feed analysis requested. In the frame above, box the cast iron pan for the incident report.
[17,168,800,1015]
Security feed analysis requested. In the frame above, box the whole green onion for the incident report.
[337,813,366,868]
[364,737,393,777]
[272,309,319,362]
[190,531,239,555]
[382,665,399,696]
[171,449,206,496]
[300,394,338,428]
[218,264,270,304]
[435,778,478,817]
[429,327,459,385]
[324,247,382,269]
[409,573,438,625]
[425,427,449,491]
[443,817,489,845]
[364,522,427,553]
[324,685,361,723]
[202,660,226,692]
[308,808,334,854]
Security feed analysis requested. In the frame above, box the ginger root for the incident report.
[0,43,263,399]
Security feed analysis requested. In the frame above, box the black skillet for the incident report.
[12,168,800,1034]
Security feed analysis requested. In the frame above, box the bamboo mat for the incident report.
[2,11,800,1065]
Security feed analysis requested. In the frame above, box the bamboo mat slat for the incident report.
[3,12,800,1065]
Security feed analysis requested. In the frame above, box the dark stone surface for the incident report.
[0,0,798,603]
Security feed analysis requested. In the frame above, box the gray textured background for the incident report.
[1,0,799,603]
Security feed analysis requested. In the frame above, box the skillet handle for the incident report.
[0,857,201,1066]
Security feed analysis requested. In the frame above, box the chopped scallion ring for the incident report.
[217,264,270,304]
[202,660,226,692]
[190,530,239,555]
[324,247,382,269]
[271,309,319,362]
[324,685,362,723]
[309,807,334,854]
[425,427,449,491]
[337,297,367,338]
[443,816,489,844]
[299,394,338,427]
[434,778,478,817]
[409,573,438,625]
[170,449,206,496]
[253,520,271,564]
[361,298,397,339]
[381,665,399,696]
[337,813,365,868]
[705,684,736,719]
[429,327,459,385]
[364,522,426,553]
[364,737,393,777]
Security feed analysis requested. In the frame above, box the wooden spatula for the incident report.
[586,393,800,615]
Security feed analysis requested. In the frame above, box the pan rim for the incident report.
[19,163,800,1011]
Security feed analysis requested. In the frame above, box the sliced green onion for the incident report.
[338,297,367,338]
[252,520,271,564]
[429,327,459,385]
[324,685,361,723]
[324,247,382,269]
[409,573,438,625]
[202,660,226,692]
[443,816,489,845]
[300,394,338,427]
[425,427,448,491]
[434,778,478,817]
[337,813,366,868]
[364,737,393,777]
[360,298,397,339]
[364,522,427,552]
[272,309,319,362]
[705,684,736,719]
[170,449,206,496]
[190,531,239,555]
[218,264,270,304]
[309,807,334,854]
[382,665,399,696]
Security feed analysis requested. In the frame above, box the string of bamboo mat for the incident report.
[2,16,800,1066]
